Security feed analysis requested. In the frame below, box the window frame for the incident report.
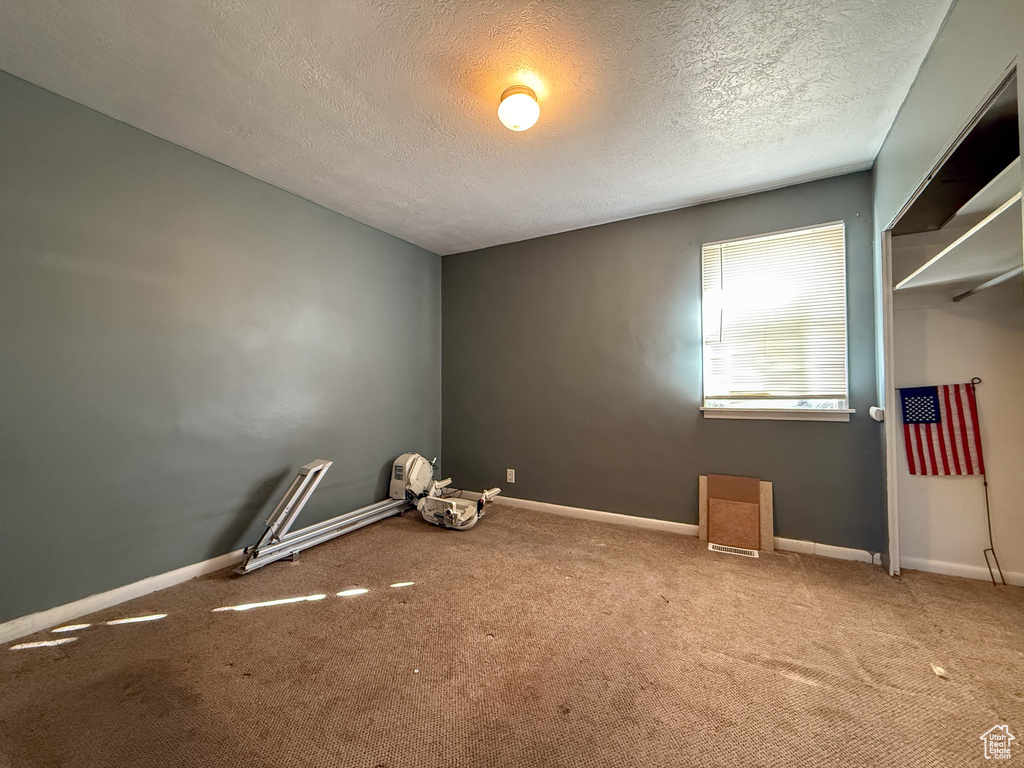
[699,221,854,423]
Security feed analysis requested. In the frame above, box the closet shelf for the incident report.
[894,157,1022,293]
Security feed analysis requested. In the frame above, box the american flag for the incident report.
[899,383,985,476]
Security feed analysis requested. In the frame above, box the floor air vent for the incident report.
[708,543,759,558]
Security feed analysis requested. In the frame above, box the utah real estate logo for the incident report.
[980,725,1015,760]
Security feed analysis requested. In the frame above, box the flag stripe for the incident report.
[964,388,981,472]
[953,385,973,474]
[966,384,985,474]
[941,386,962,475]
[924,422,938,475]
[934,407,950,474]
[914,425,927,475]
[904,423,916,474]
[928,427,944,476]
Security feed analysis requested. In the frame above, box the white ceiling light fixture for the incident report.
[498,85,540,132]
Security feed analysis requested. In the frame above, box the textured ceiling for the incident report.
[0,0,953,255]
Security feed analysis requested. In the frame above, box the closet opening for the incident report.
[882,70,1022,584]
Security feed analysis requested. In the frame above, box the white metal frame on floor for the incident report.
[236,459,407,574]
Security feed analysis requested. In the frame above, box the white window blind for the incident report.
[701,222,849,412]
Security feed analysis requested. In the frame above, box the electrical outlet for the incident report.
[506,468,515,483]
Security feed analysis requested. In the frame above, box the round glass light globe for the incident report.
[498,87,540,131]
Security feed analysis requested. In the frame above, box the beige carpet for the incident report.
[1,504,1022,767]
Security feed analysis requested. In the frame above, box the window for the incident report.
[701,222,851,421]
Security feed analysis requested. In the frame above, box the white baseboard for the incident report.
[0,549,244,644]
[899,556,1024,586]
[473,492,882,565]
[479,492,700,536]
[774,537,882,565]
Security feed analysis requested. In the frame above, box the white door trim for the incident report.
[880,228,901,576]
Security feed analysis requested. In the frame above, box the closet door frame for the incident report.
[877,62,1021,577]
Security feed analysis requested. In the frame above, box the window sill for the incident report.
[701,408,854,422]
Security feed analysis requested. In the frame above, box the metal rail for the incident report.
[236,460,407,574]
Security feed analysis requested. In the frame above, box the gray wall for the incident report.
[443,172,884,552]
[0,71,441,623]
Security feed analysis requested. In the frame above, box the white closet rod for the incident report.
[894,191,1023,290]
[952,265,1024,302]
